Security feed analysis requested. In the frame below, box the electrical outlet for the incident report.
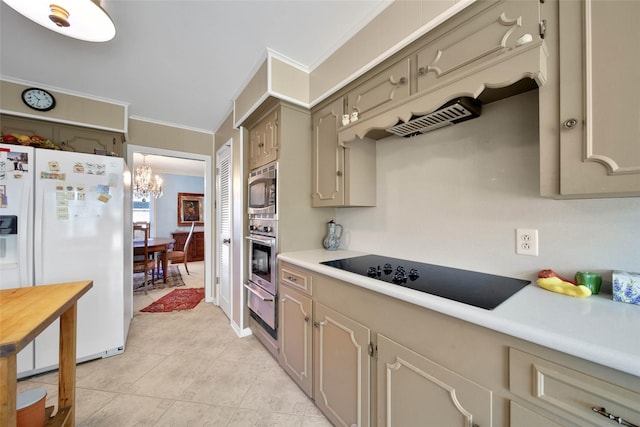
[516,228,538,256]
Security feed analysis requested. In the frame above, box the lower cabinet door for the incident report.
[376,334,492,427]
[314,303,370,427]
[279,286,313,397]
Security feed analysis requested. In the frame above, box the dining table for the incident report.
[133,237,175,283]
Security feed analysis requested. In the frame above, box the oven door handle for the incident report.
[245,235,275,246]
[244,283,274,302]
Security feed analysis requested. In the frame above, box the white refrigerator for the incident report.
[0,143,132,377]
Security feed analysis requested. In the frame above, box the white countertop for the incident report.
[278,249,640,378]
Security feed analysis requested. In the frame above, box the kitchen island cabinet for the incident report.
[278,250,640,427]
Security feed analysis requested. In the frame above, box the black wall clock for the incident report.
[21,88,56,112]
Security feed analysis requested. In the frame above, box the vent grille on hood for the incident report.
[386,97,482,138]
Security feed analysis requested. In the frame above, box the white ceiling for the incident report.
[0,0,391,134]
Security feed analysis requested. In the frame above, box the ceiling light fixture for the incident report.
[2,0,116,42]
[133,156,163,202]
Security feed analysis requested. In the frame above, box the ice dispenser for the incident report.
[0,215,18,265]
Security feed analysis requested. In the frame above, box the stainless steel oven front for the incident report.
[245,230,277,341]
[246,233,276,294]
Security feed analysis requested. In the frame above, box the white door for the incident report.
[216,143,232,319]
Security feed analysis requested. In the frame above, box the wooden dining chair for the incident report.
[133,223,155,294]
[165,222,195,275]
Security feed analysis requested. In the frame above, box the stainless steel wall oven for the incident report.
[245,216,278,349]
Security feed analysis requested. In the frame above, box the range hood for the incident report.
[386,97,481,138]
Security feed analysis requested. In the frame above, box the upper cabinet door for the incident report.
[557,0,640,196]
[416,0,541,95]
[345,58,411,123]
[312,98,344,207]
[248,108,279,170]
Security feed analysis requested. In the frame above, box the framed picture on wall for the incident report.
[177,192,204,226]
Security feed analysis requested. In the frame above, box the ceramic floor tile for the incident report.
[74,388,118,425]
[153,401,235,426]
[75,351,164,392]
[302,415,335,427]
[77,394,171,427]
[179,357,264,407]
[217,335,277,368]
[226,408,303,427]
[239,370,310,416]
[128,355,211,399]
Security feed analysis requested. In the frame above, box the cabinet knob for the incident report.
[398,77,407,85]
[337,170,343,177]
[287,276,297,282]
[563,118,578,129]
[418,67,426,76]
[223,238,231,244]
[304,316,309,322]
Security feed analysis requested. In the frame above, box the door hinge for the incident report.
[215,276,219,285]
[539,19,547,39]
[216,167,220,176]
[368,342,377,358]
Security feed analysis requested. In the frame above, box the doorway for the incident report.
[127,144,213,304]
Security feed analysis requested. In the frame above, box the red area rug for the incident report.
[140,288,205,313]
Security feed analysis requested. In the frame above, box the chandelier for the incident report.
[133,155,163,202]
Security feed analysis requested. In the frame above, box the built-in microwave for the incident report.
[248,162,277,217]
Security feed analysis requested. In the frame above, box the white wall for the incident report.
[336,90,640,284]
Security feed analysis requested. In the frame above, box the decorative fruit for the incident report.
[538,269,576,285]
[537,277,592,298]
[2,134,17,144]
[17,134,31,144]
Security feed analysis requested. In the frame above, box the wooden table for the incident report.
[133,237,175,283]
[0,281,92,427]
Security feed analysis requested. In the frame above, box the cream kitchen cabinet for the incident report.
[345,58,411,124]
[1,114,124,156]
[540,0,640,197]
[313,302,370,427]
[377,334,492,427]
[278,261,371,426]
[248,107,278,170]
[510,401,562,427]
[509,347,640,427]
[311,97,376,207]
[415,0,541,96]
[278,265,313,397]
[336,0,547,144]
[56,126,123,157]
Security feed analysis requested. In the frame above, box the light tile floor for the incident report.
[18,261,332,426]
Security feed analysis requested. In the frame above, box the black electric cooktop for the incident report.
[321,255,530,310]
